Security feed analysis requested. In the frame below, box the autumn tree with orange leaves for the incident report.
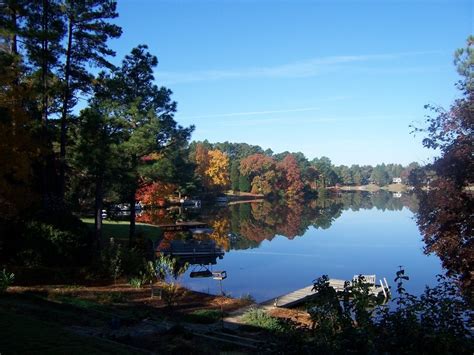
[193,144,230,191]
[135,181,177,207]
[240,154,279,196]
[277,154,305,200]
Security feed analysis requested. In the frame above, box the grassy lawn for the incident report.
[81,218,162,242]
[0,290,249,354]
[0,305,141,354]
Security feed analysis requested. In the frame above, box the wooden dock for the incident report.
[157,240,225,265]
[261,278,387,308]
[156,221,207,231]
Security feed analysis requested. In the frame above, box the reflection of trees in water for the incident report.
[415,183,473,300]
[139,192,419,252]
[136,208,173,224]
[226,192,418,246]
[238,201,306,241]
[136,206,201,225]
[337,191,419,213]
[207,218,231,251]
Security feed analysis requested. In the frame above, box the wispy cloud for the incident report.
[159,51,440,84]
[219,117,337,127]
[181,106,320,120]
[180,111,416,127]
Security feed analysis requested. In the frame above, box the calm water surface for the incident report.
[141,192,442,302]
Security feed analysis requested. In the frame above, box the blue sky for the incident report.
[109,0,472,166]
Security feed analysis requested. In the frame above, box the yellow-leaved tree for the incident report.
[205,149,230,190]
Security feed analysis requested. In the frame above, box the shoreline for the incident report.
[331,183,410,193]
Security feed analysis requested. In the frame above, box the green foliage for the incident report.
[306,271,473,353]
[308,275,346,337]
[89,45,194,244]
[185,309,224,324]
[242,308,293,334]
[123,255,189,297]
[160,282,185,308]
[19,215,90,267]
[0,269,15,293]
[91,239,148,282]
[311,156,338,187]
[128,277,143,289]
[370,164,391,186]
[238,173,251,192]
[230,160,240,191]
[154,254,189,282]
[99,239,123,282]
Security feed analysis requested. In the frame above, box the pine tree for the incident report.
[58,0,122,200]
[96,45,193,246]
[230,160,240,191]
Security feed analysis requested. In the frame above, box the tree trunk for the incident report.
[41,0,49,125]
[39,0,51,209]
[59,14,74,201]
[94,176,104,250]
[129,188,136,248]
[10,7,18,55]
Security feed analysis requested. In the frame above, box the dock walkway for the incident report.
[261,278,386,308]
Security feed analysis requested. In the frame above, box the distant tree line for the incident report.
[185,140,420,200]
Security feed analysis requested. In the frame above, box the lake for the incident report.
[139,191,442,303]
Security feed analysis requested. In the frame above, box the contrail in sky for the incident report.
[181,106,320,120]
[159,50,442,84]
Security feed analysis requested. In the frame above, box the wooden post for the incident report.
[380,280,387,299]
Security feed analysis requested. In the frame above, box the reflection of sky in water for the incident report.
[179,207,442,303]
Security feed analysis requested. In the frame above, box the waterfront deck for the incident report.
[261,278,388,308]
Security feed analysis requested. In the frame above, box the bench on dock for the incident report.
[353,274,376,285]
[262,276,390,308]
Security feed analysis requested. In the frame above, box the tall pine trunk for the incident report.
[128,188,136,248]
[59,14,74,201]
[10,7,18,55]
[94,175,104,250]
[41,0,49,125]
[40,0,52,209]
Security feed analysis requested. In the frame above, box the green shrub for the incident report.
[99,239,123,282]
[0,268,14,293]
[19,215,90,267]
[306,270,473,354]
[242,308,291,333]
[94,241,150,282]
[161,282,185,308]
[129,277,143,289]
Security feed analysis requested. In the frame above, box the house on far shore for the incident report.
[392,177,402,184]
